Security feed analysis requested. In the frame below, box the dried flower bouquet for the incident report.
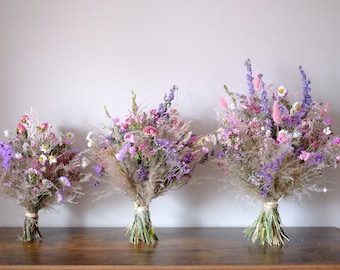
[0,109,90,241]
[213,60,340,245]
[87,86,208,244]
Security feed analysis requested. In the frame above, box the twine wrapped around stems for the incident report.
[127,200,158,245]
[243,199,289,246]
[21,211,42,242]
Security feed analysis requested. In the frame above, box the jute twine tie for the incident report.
[25,212,38,219]
[134,204,148,214]
[264,201,278,211]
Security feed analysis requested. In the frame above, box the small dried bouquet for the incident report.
[87,86,208,244]
[212,60,340,245]
[0,109,90,241]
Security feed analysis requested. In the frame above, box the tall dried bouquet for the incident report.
[87,86,208,244]
[212,60,340,245]
[0,109,90,241]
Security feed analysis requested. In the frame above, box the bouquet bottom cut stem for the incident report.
[127,200,158,245]
[243,201,289,246]
[22,209,42,242]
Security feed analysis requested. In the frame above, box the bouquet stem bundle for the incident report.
[22,210,42,242]
[244,201,289,246]
[128,199,158,245]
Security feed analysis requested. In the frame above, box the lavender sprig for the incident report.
[245,59,255,96]
[299,66,312,109]
[257,153,286,198]
[260,89,272,131]
[157,85,177,117]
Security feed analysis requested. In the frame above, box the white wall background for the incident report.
[0,0,340,228]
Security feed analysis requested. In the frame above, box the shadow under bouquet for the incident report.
[87,85,208,245]
[0,109,90,241]
[213,60,340,246]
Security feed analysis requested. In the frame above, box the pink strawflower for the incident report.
[144,126,158,137]
[17,123,26,133]
[40,122,49,131]
[120,123,129,131]
[333,137,340,146]
[125,118,132,125]
[299,151,311,161]
[124,133,136,143]
[21,114,29,123]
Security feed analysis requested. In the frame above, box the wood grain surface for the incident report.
[0,227,339,269]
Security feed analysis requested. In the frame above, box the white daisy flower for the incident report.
[290,102,302,115]
[40,144,51,153]
[323,127,331,135]
[39,154,47,165]
[49,155,57,164]
[277,86,288,97]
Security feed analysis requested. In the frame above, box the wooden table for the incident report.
[0,227,339,269]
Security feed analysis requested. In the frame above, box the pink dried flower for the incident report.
[333,137,340,146]
[299,151,312,161]
[324,117,333,126]
[40,122,49,131]
[144,126,158,137]
[17,123,26,133]
[272,100,281,124]
[253,72,261,91]
[124,133,136,143]
[218,96,228,110]
[129,146,137,157]
[277,130,290,144]
[21,114,29,123]
[320,102,330,117]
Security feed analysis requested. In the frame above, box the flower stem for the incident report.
[127,201,158,245]
[21,211,42,242]
[243,201,289,246]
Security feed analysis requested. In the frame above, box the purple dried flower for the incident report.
[94,165,104,178]
[299,66,312,109]
[137,164,148,181]
[0,141,13,170]
[245,59,255,96]
[155,138,171,151]
[89,179,102,187]
[313,153,324,164]
[59,176,71,191]
[157,85,178,116]
[261,90,272,130]
[116,143,130,161]
[216,150,224,158]
[257,153,286,198]
[56,189,63,203]
[180,162,191,175]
